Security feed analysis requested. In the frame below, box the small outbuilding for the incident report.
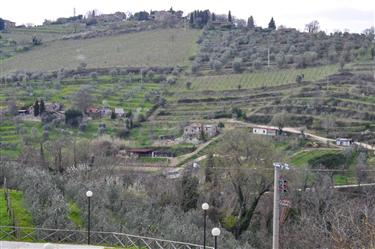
[114,108,125,117]
[252,127,278,136]
[127,148,153,158]
[336,138,353,147]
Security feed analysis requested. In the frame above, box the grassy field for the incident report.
[289,149,342,167]
[0,189,33,227]
[68,201,83,229]
[0,28,201,75]
[173,64,338,92]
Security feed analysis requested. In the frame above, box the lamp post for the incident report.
[211,227,220,249]
[86,190,93,245]
[202,203,209,249]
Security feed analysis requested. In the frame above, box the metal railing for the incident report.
[0,226,214,249]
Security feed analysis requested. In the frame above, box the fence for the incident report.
[0,226,214,249]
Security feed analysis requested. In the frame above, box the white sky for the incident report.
[1,0,374,33]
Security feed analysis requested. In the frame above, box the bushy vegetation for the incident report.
[192,27,374,74]
[1,131,374,248]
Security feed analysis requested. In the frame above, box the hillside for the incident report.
[0,28,201,74]
[1,10,375,249]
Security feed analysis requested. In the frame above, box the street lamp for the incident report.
[86,190,93,245]
[211,227,220,249]
[202,203,209,249]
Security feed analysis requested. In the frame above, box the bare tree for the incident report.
[270,112,290,133]
[356,152,367,186]
[216,130,282,239]
[73,86,93,112]
[305,20,320,33]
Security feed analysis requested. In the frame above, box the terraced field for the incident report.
[0,71,167,156]
[0,28,201,75]
[151,61,375,144]
[173,64,338,92]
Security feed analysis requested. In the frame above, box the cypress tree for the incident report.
[268,17,276,30]
[180,173,199,212]
[212,13,216,21]
[0,18,4,31]
[228,11,232,23]
[205,152,214,183]
[39,99,46,114]
[33,100,40,116]
[247,16,255,29]
[189,13,194,26]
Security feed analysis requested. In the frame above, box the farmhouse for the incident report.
[114,108,125,117]
[184,123,219,139]
[336,138,353,147]
[203,124,218,137]
[99,107,112,117]
[18,109,28,115]
[46,103,62,112]
[252,127,278,136]
[85,107,101,118]
[184,123,202,138]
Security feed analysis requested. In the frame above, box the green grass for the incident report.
[1,28,201,74]
[0,189,33,227]
[289,149,342,167]
[174,64,338,92]
[138,157,170,163]
[68,201,83,229]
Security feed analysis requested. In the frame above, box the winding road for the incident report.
[171,119,374,167]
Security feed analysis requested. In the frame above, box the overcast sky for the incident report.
[1,0,374,33]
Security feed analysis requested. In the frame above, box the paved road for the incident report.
[0,241,105,249]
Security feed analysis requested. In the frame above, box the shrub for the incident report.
[296,74,304,83]
[117,128,130,138]
[232,57,242,73]
[221,215,237,230]
[232,107,246,120]
[308,153,347,169]
[65,109,83,128]
[212,60,223,72]
[253,59,262,69]
[167,76,177,85]
[186,82,192,89]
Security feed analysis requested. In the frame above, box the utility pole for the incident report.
[272,164,280,249]
[273,162,289,249]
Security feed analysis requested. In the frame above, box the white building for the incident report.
[336,138,353,147]
[252,127,278,136]
[114,108,125,117]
